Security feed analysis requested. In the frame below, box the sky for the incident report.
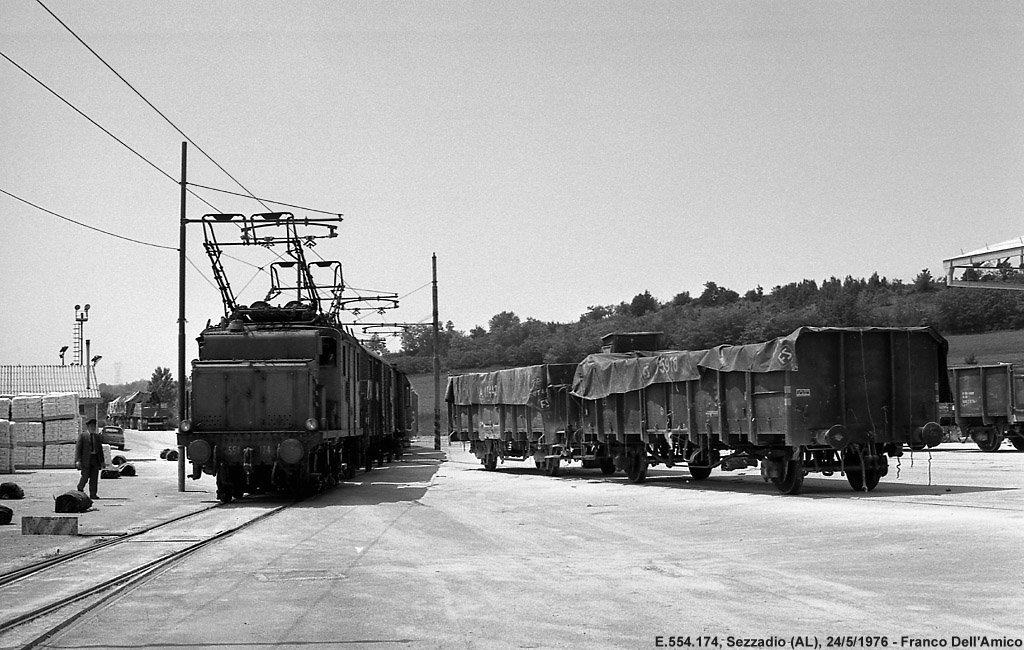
[2,0,1023,385]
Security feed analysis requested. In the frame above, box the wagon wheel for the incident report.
[687,450,713,481]
[625,449,648,484]
[1011,437,1024,451]
[972,429,1004,452]
[770,459,804,495]
[845,466,881,492]
[843,447,884,492]
[599,457,616,475]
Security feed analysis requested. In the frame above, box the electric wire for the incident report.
[0,49,222,214]
[1,186,265,296]
[35,0,273,214]
[186,183,343,217]
[0,187,177,251]
[185,255,221,292]
[9,6,367,326]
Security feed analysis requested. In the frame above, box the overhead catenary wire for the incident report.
[35,0,274,214]
[8,6,363,326]
[0,187,177,251]
[3,31,342,225]
[0,187,269,293]
[187,183,343,217]
[0,49,222,214]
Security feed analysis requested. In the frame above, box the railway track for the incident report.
[0,499,293,649]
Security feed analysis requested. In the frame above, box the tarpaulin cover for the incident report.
[571,326,947,399]
[570,350,706,400]
[446,364,576,407]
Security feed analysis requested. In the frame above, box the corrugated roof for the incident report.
[0,365,102,401]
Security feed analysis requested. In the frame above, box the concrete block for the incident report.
[22,515,79,535]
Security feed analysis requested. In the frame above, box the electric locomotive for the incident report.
[176,212,414,502]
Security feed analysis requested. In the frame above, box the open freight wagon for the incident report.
[447,364,586,474]
[948,363,1024,452]
[449,327,950,495]
[571,326,950,494]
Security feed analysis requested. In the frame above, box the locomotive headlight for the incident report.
[304,418,319,432]
[179,419,193,433]
[187,439,212,464]
[278,438,305,464]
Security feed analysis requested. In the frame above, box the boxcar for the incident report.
[570,326,950,494]
[949,364,1024,452]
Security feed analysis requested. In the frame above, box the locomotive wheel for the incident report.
[215,471,233,504]
[1011,438,1024,451]
[599,458,616,475]
[625,450,648,484]
[973,430,1003,452]
[770,460,804,495]
[687,450,713,481]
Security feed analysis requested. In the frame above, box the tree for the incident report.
[488,311,521,332]
[913,268,936,293]
[671,291,692,307]
[400,324,433,356]
[364,334,388,355]
[629,291,660,317]
[580,305,613,321]
[696,281,739,307]
[148,367,176,406]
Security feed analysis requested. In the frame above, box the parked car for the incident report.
[101,425,125,450]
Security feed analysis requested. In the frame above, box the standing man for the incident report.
[75,418,105,499]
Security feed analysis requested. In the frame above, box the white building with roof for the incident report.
[0,364,104,423]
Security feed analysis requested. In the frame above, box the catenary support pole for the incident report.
[177,142,187,492]
[433,253,441,451]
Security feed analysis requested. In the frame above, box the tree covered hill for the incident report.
[388,270,1024,375]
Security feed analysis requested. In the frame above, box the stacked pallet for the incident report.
[11,395,43,422]
[43,393,80,469]
[43,417,81,468]
[11,396,44,469]
[0,420,13,474]
[9,393,82,469]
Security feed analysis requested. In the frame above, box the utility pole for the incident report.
[177,142,187,492]
[432,253,441,451]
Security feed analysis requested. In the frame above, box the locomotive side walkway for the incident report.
[0,429,215,575]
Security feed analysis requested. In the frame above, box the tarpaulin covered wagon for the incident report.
[446,364,584,474]
[571,326,951,493]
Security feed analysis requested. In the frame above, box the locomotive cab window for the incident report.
[319,336,338,366]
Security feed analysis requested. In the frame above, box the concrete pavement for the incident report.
[0,429,215,574]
